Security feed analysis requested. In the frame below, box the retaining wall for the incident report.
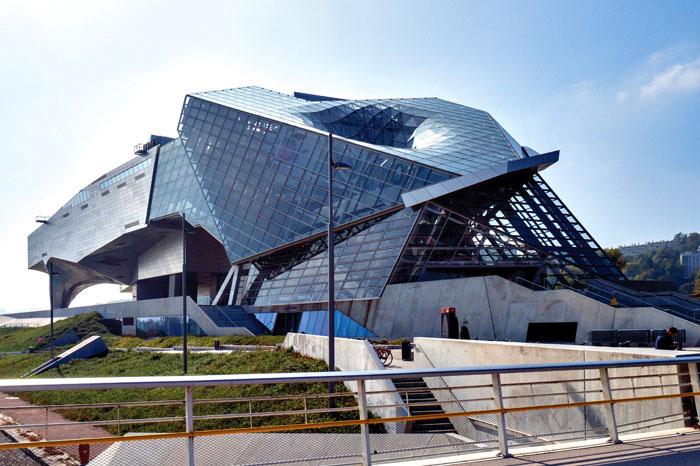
[413,338,691,441]
[283,333,407,433]
[334,276,700,345]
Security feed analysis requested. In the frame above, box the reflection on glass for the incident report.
[135,316,206,337]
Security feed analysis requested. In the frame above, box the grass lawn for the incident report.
[0,312,286,353]
[0,349,382,435]
[103,334,285,349]
[0,312,113,352]
[0,312,384,434]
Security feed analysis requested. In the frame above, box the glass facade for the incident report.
[63,189,91,209]
[245,208,418,305]
[427,173,623,281]
[254,312,277,331]
[148,139,221,242]
[135,315,206,337]
[100,157,153,190]
[193,87,524,175]
[28,85,628,327]
[254,310,376,338]
[389,172,623,284]
[175,95,451,262]
[297,310,377,338]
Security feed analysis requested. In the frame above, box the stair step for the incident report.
[411,425,457,434]
[414,413,452,426]
[392,377,457,434]
[407,393,437,400]
[409,407,444,413]
[393,378,424,385]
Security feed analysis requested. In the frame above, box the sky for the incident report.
[0,0,698,313]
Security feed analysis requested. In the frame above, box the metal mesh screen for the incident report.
[88,438,189,466]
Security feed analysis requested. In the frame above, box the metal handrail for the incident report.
[3,355,700,392]
[589,278,700,320]
[516,275,698,324]
[515,276,631,309]
[0,356,697,465]
[593,278,699,309]
[586,279,678,311]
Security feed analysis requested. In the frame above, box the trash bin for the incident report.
[214,340,220,350]
[401,339,412,361]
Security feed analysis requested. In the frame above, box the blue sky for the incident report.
[0,0,698,312]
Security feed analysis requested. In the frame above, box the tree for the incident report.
[604,248,627,271]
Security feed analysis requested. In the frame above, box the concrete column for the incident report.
[168,274,176,298]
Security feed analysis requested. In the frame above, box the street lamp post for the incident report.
[182,212,188,374]
[327,133,351,408]
[48,261,55,359]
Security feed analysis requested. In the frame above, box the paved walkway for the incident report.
[0,392,113,461]
[479,432,700,466]
[383,430,700,466]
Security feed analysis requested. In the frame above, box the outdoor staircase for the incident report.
[588,278,700,323]
[199,305,270,335]
[392,377,457,434]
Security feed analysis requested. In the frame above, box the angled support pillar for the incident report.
[228,266,241,306]
[212,265,236,306]
[491,373,511,457]
[599,368,621,444]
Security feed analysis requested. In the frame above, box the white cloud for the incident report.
[646,42,696,68]
[640,58,700,99]
[615,90,629,104]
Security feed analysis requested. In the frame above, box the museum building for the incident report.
[27,87,636,339]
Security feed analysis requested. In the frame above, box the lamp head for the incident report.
[331,161,352,171]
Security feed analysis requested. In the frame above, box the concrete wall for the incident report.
[413,337,690,441]
[283,333,407,433]
[5,297,252,336]
[334,276,700,345]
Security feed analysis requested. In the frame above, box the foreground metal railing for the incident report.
[0,356,699,465]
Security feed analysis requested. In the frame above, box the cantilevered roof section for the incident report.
[190,86,525,176]
[401,151,560,208]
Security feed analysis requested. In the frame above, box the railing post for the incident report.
[599,368,621,444]
[491,373,511,457]
[357,379,372,466]
[689,363,700,425]
[185,386,195,466]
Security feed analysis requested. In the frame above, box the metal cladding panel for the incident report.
[176,96,450,262]
[28,153,156,269]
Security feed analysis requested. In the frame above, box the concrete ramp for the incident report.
[22,336,108,378]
